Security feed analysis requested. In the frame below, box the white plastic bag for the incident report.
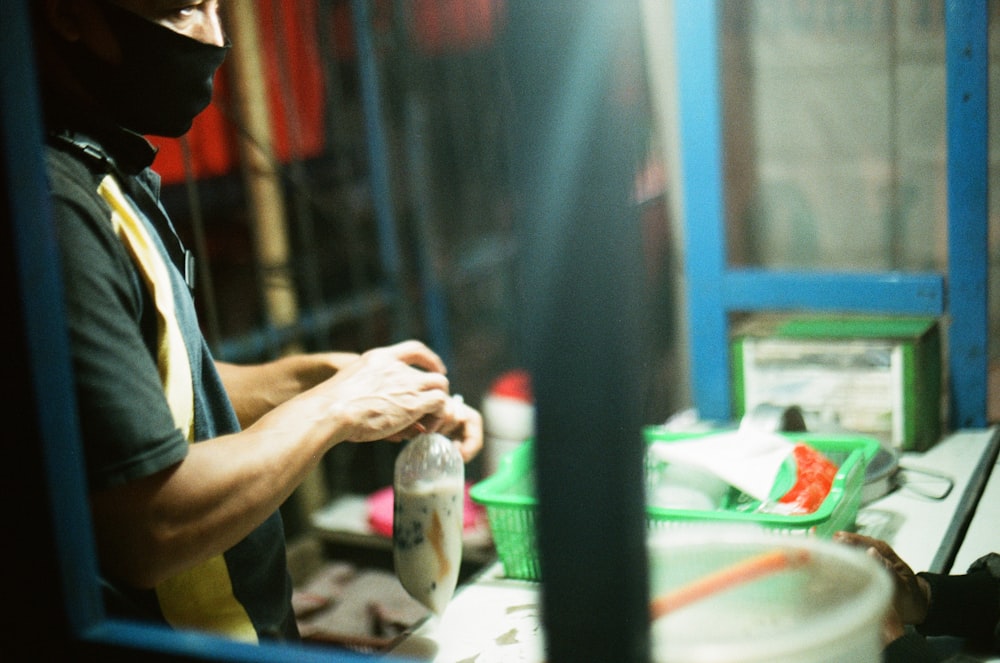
[648,430,794,502]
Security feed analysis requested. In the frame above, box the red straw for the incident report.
[650,547,811,621]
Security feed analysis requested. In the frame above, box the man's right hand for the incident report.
[834,531,932,642]
[317,340,452,443]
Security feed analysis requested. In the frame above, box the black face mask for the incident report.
[62,1,230,137]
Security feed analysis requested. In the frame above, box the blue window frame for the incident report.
[675,0,988,429]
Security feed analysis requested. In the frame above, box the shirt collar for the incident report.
[42,87,158,175]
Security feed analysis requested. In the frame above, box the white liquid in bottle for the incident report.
[393,477,464,614]
[393,433,464,615]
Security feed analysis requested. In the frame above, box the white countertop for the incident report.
[389,428,1000,662]
[390,564,543,662]
[953,436,1000,572]
[856,427,1000,574]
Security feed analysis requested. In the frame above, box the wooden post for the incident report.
[225,6,328,518]
[225,5,300,346]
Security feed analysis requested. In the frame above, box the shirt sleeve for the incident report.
[917,553,1000,652]
[47,153,188,490]
[884,631,947,663]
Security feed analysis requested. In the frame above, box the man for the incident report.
[32,0,482,643]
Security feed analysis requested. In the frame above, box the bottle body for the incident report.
[393,433,465,614]
[482,369,535,475]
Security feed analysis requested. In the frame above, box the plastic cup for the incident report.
[648,526,892,663]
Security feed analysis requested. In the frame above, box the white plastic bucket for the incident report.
[648,526,892,663]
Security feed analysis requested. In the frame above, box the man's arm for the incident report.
[215,350,483,461]
[835,532,1000,657]
[215,352,361,428]
[90,341,452,589]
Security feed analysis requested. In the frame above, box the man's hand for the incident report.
[412,394,484,462]
[323,341,483,461]
[834,531,932,643]
[315,340,453,443]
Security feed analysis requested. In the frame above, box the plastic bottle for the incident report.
[393,432,465,614]
[482,369,534,475]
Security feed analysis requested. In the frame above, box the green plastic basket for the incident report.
[469,430,880,581]
[469,443,540,581]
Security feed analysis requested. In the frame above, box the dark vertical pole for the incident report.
[351,0,417,345]
[1,0,101,657]
[506,1,652,661]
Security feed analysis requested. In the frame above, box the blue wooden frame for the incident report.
[675,0,988,428]
[8,0,986,657]
[944,0,990,429]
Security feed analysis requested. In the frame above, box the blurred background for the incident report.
[6,0,1000,659]
[143,0,1000,536]
[149,0,675,532]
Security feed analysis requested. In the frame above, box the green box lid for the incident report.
[737,314,937,341]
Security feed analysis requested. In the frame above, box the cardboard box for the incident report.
[731,314,942,451]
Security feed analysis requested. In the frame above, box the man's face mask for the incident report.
[63,0,230,137]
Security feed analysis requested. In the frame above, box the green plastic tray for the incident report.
[470,429,880,581]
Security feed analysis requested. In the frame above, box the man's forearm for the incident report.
[216,352,360,426]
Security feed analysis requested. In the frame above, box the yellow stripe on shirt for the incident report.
[98,176,193,441]
[97,175,257,644]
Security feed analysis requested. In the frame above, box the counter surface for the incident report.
[390,428,1000,662]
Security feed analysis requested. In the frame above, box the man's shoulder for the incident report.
[42,138,128,267]
[43,136,109,200]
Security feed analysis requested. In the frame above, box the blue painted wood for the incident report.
[350,0,416,347]
[723,270,944,314]
[351,0,453,362]
[675,0,987,426]
[674,0,731,419]
[945,0,989,429]
[1,0,104,638]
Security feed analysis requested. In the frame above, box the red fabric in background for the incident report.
[149,0,505,184]
[410,0,504,54]
[149,2,329,185]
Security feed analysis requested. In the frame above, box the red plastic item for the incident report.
[777,444,838,514]
[489,369,532,402]
[367,482,484,538]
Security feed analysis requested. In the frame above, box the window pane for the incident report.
[723,1,946,273]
